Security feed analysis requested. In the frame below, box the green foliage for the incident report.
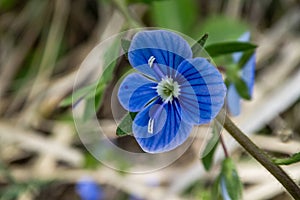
[212,158,243,200]
[191,33,209,56]
[199,15,248,45]
[273,152,300,165]
[233,77,251,100]
[211,176,222,200]
[224,62,252,100]
[221,158,243,200]
[201,122,220,171]
[237,50,255,69]
[60,82,98,107]
[0,0,16,10]
[84,152,101,169]
[116,112,138,136]
[205,41,257,57]
[61,39,121,119]
[150,0,198,35]
[183,180,212,200]
[0,180,51,200]
[121,38,131,58]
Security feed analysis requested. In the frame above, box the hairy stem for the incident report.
[217,110,300,199]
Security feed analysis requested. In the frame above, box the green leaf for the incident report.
[196,33,209,47]
[84,152,101,169]
[273,152,300,165]
[199,15,248,45]
[60,82,97,107]
[191,33,208,57]
[0,0,17,10]
[150,0,198,35]
[211,176,221,200]
[201,121,220,171]
[116,112,138,136]
[224,78,231,88]
[121,38,131,55]
[0,184,27,200]
[220,158,243,200]
[233,77,251,100]
[205,41,257,57]
[237,50,255,69]
[60,38,120,119]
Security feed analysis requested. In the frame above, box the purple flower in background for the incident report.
[118,30,226,153]
[226,32,256,116]
[76,177,103,200]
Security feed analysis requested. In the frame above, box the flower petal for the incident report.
[76,177,103,200]
[242,53,255,98]
[118,73,157,112]
[176,58,226,124]
[227,32,255,116]
[132,99,193,153]
[234,31,255,98]
[128,30,192,79]
[226,84,241,116]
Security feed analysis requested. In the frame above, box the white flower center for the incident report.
[156,77,180,103]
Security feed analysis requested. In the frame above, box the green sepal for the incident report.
[191,33,208,56]
[116,112,138,136]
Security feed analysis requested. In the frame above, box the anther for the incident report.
[148,118,154,134]
[148,56,156,68]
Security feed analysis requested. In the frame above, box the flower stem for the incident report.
[216,110,300,199]
[219,133,229,158]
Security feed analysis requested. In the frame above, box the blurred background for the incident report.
[0,0,300,199]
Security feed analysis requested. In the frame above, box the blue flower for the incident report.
[118,30,226,153]
[227,32,256,116]
[76,177,103,200]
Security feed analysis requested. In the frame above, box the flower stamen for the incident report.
[148,56,156,68]
[156,77,180,103]
[148,118,154,134]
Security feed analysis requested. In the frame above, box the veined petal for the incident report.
[133,99,193,153]
[118,73,157,112]
[176,58,226,124]
[128,30,192,79]
[226,84,241,116]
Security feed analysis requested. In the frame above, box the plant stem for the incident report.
[219,133,229,158]
[216,110,300,199]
